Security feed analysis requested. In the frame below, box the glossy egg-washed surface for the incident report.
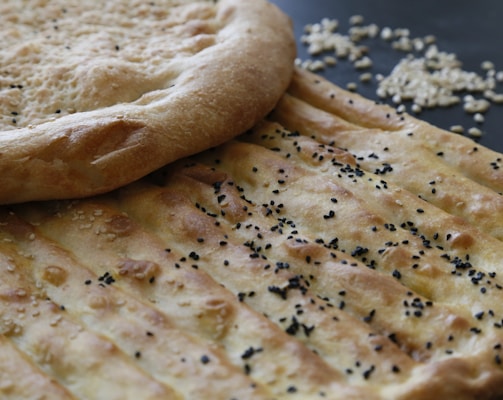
[1,69,503,399]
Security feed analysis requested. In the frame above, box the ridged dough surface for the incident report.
[1,69,503,399]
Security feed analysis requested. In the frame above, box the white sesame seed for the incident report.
[50,315,63,327]
[468,127,483,137]
[413,38,425,52]
[481,60,495,71]
[423,35,436,44]
[307,60,326,71]
[380,27,393,41]
[376,87,387,98]
[349,14,364,26]
[484,90,503,103]
[474,113,485,123]
[411,103,422,114]
[449,125,465,134]
[359,72,373,82]
[367,24,379,38]
[346,82,358,91]
[463,98,490,113]
[391,94,402,104]
[392,36,413,52]
[323,56,337,66]
[354,56,372,69]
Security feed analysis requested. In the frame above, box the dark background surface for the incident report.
[269,0,503,153]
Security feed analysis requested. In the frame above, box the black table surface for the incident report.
[269,0,503,153]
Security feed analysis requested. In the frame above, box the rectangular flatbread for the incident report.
[1,68,503,399]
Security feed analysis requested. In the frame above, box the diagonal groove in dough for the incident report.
[0,219,180,399]
[129,147,503,396]
[234,124,503,314]
[273,70,503,240]
[1,64,503,398]
[203,137,501,336]
[0,335,75,400]
[0,212,272,399]
[117,177,418,384]
[8,201,371,399]
[286,68,503,195]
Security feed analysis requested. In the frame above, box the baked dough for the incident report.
[1,69,503,399]
[272,68,503,240]
[0,0,295,204]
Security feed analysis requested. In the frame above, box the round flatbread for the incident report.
[0,0,295,204]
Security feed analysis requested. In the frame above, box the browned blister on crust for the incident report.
[0,0,295,204]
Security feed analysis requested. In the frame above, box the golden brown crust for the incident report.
[0,0,295,204]
[2,69,503,398]
[285,68,503,193]
[2,196,376,399]
[273,68,503,240]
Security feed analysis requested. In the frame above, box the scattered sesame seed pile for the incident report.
[297,15,503,139]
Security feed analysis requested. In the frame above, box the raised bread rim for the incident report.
[0,0,296,204]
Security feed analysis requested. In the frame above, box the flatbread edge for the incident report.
[0,0,296,204]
